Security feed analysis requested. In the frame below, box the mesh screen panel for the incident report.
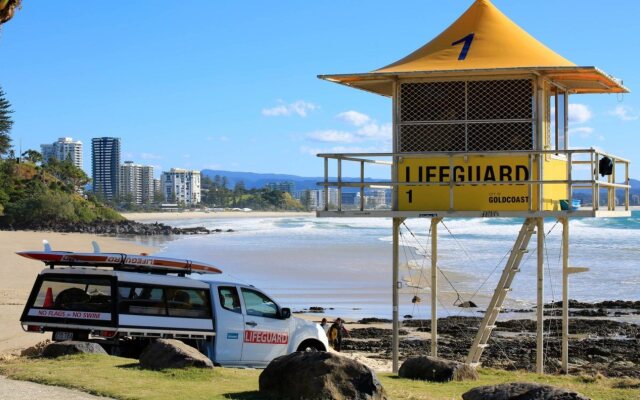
[468,123,533,151]
[400,82,465,122]
[399,124,465,152]
[468,80,533,120]
[398,79,534,153]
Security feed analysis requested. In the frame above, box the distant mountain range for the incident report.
[201,169,640,196]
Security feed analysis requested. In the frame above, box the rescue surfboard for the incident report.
[17,250,223,274]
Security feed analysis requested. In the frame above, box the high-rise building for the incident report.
[92,137,121,201]
[161,168,201,206]
[119,161,142,204]
[40,137,83,169]
[265,181,295,194]
[304,188,338,210]
[373,190,387,208]
[153,178,162,201]
[119,162,155,205]
[141,166,155,204]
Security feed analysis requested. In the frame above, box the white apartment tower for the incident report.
[119,162,155,205]
[161,168,201,206]
[140,166,154,204]
[41,137,83,169]
[305,188,338,210]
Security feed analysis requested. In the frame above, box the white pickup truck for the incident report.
[20,260,328,367]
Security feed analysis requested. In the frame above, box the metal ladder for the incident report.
[466,217,537,366]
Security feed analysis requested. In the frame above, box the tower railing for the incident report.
[317,148,631,215]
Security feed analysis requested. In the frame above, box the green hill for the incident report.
[0,158,124,229]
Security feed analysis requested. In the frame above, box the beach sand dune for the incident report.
[0,231,154,354]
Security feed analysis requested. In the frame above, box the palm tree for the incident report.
[0,0,22,25]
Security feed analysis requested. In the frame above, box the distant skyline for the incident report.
[1,1,639,178]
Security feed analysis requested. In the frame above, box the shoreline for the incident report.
[122,211,315,222]
[122,207,639,223]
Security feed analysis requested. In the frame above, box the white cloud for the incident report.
[304,111,391,144]
[140,152,163,160]
[609,105,640,121]
[307,130,356,143]
[356,122,392,140]
[262,105,289,116]
[569,126,594,138]
[337,111,370,127]
[219,136,230,142]
[568,103,592,124]
[262,100,318,117]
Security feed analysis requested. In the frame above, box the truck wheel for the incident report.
[297,340,325,352]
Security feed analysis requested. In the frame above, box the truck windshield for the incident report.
[31,276,112,313]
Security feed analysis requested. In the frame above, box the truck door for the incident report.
[240,287,289,363]
[213,286,244,363]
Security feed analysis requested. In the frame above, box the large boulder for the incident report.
[398,356,478,382]
[259,351,387,400]
[462,382,590,400]
[139,339,213,369]
[42,341,107,358]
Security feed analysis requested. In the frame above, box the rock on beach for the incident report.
[259,351,387,400]
[398,356,478,382]
[42,341,107,358]
[139,339,213,369]
[462,382,590,400]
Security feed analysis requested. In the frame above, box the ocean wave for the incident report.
[157,213,640,316]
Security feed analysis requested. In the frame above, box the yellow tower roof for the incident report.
[320,0,627,96]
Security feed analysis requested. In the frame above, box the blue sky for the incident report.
[1,0,639,179]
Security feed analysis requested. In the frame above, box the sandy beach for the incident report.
[122,211,315,222]
[0,231,154,355]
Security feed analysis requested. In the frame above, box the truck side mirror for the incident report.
[279,307,291,319]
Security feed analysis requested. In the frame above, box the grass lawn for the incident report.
[1,354,639,400]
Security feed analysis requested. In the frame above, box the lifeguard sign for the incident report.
[317,0,631,376]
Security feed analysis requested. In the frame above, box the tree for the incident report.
[0,0,22,25]
[0,86,13,157]
[21,149,42,164]
[233,180,245,207]
[43,158,90,192]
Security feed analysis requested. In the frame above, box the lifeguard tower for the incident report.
[317,0,631,374]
